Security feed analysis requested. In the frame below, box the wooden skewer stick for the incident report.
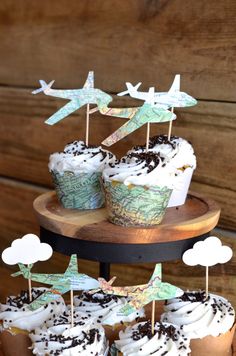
[70,289,74,328]
[206,266,209,299]
[146,122,150,152]
[89,107,99,115]
[86,103,90,146]
[28,264,32,302]
[168,107,174,140]
[151,300,156,335]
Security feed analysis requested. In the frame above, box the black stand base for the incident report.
[40,227,210,279]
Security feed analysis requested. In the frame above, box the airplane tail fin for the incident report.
[32,80,55,94]
[148,264,162,287]
[11,263,33,278]
[65,254,78,276]
[168,74,180,93]
[83,71,94,89]
[118,82,142,96]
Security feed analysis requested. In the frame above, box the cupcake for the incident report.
[161,291,235,356]
[49,140,116,209]
[30,312,108,355]
[113,320,191,355]
[0,288,66,356]
[129,135,196,207]
[74,291,145,344]
[102,152,175,226]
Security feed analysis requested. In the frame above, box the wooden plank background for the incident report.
[0,0,235,314]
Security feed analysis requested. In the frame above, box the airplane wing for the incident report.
[120,292,152,316]
[45,100,81,125]
[28,283,70,310]
[99,105,139,119]
[102,104,175,146]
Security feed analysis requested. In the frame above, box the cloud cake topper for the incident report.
[182,236,233,298]
[1,233,53,265]
[182,236,233,267]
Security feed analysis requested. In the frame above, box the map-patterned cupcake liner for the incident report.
[103,180,172,227]
[51,171,105,209]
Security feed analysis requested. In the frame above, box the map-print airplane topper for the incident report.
[32,71,113,125]
[12,254,99,310]
[101,89,176,146]
[118,74,197,108]
[99,264,183,315]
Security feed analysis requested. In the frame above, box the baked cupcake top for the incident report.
[115,321,190,355]
[30,320,108,356]
[0,288,66,332]
[102,152,177,189]
[130,135,196,170]
[74,291,145,326]
[161,291,235,339]
[49,140,116,175]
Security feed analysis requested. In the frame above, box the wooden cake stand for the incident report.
[33,190,220,279]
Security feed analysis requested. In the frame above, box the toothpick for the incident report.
[206,266,209,299]
[86,103,90,146]
[28,264,32,302]
[146,122,150,152]
[70,289,74,328]
[151,300,155,334]
[167,107,174,140]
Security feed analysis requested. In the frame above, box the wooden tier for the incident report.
[33,191,220,244]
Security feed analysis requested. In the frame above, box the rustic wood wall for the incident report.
[0,0,235,308]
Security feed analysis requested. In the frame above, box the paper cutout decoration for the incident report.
[182,236,233,267]
[182,236,233,298]
[115,74,197,147]
[2,234,53,302]
[32,71,113,125]
[102,102,176,146]
[118,74,197,108]
[99,264,183,315]
[12,254,100,310]
[1,234,53,265]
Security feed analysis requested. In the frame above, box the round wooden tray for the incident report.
[33,190,220,244]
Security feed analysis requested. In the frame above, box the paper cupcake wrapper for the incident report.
[167,167,194,207]
[0,330,32,356]
[103,180,172,227]
[190,322,236,356]
[51,171,105,209]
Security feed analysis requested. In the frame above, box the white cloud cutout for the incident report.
[183,236,233,267]
[1,234,53,265]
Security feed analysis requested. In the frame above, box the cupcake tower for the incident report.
[1,234,235,355]
[34,71,197,226]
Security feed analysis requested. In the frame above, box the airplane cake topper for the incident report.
[101,74,196,147]
[32,71,112,126]
[11,254,99,310]
[98,264,183,334]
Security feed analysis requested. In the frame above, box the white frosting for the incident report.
[49,140,116,175]
[30,319,108,355]
[102,152,177,189]
[129,135,196,170]
[115,321,190,355]
[74,292,145,326]
[0,288,66,332]
[161,291,235,339]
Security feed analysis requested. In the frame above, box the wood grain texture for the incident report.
[1,1,236,101]
[33,190,220,243]
[0,86,235,229]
